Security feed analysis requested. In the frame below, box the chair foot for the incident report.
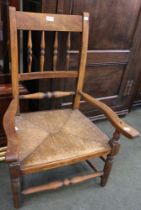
[101,154,113,186]
[11,177,21,208]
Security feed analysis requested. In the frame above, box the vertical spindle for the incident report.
[40,31,45,72]
[66,32,71,70]
[53,32,58,70]
[27,30,32,72]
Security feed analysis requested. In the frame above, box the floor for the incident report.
[0,108,141,210]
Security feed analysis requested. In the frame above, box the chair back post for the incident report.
[9,7,89,109]
[9,7,19,111]
[73,12,89,109]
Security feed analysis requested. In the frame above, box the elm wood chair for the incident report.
[4,7,139,208]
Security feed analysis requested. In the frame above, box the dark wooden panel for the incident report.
[26,0,141,120]
[41,0,58,13]
[9,0,20,8]
[69,50,130,69]
[71,0,141,49]
[132,74,141,108]
[132,89,141,107]
[58,0,141,119]
[84,65,125,98]
[61,64,125,105]
[87,50,130,65]
[62,64,125,98]
[0,16,2,59]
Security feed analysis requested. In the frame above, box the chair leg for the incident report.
[101,130,120,187]
[11,177,21,208]
[101,154,113,186]
[9,162,21,208]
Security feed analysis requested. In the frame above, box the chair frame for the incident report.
[3,7,139,208]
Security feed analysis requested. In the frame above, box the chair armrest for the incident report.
[3,99,19,163]
[79,91,140,139]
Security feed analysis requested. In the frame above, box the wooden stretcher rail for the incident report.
[100,156,106,162]
[22,171,103,195]
[86,160,98,172]
[0,146,7,162]
[20,91,75,99]
[0,157,5,162]
[19,71,78,81]
[0,146,7,152]
[0,151,6,157]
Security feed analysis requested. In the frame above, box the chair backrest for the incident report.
[9,7,89,111]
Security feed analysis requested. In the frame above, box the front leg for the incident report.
[9,162,22,208]
[101,130,120,186]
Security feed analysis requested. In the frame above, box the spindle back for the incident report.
[9,7,89,110]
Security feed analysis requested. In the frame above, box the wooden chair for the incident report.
[4,7,139,208]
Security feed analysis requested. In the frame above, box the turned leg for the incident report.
[9,162,21,208]
[101,130,120,187]
[11,177,21,208]
[101,154,113,186]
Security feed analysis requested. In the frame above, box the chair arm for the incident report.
[3,99,19,163]
[79,91,139,139]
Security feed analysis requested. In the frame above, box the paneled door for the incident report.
[42,0,141,119]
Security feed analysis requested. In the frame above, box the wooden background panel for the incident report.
[60,65,125,108]
[87,51,130,65]
[23,0,141,119]
[0,14,2,60]
[42,0,74,14]
[41,0,58,13]
[84,65,125,98]
[72,0,141,49]
[69,50,130,68]
[132,75,141,107]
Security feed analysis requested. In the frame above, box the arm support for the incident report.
[79,91,139,139]
[3,99,19,162]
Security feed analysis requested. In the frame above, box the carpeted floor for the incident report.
[0,109,141,210]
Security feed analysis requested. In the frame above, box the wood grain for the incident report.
[3,99,19,162]
[16,11,83,32]
[0,146,7,152]
[53,32,58,70]
[9,7,19,99]
[79,91,140,138]
[101,130,120,186]
[22,150,110,175]
[27,30,32,73]
[73,12,89,108]
[22,172,103,195]
[19,71,78,81]
[40,31,45,72]
[20,91,75,99]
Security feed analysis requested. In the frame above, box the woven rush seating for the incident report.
[16,109,110,172]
